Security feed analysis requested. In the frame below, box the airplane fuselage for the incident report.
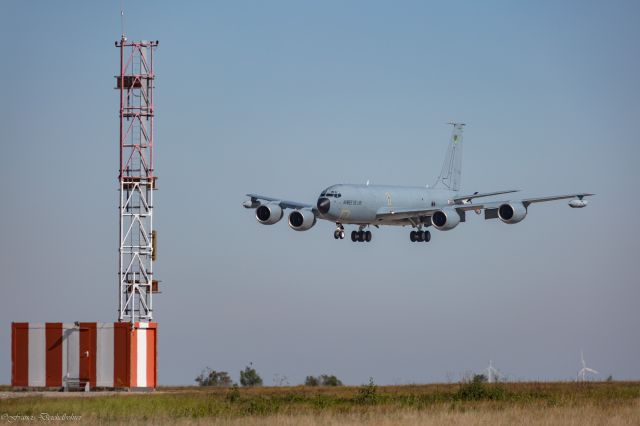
[316,184,456,225]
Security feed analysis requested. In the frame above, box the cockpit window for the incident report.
[321,189,342,198]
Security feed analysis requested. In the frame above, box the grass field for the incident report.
[1,381,638,425]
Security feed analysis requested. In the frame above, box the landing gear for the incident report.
[335,224,373,242]
[410,229,431,243]
[350,227,372,243]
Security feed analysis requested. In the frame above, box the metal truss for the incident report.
[116,37,158,324]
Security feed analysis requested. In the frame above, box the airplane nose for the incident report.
[317,197,330,214]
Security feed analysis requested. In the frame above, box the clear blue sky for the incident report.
[1,0,638,385]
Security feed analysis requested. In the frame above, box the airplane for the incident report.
[243,123,593,243]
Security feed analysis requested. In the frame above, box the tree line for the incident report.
[195,364,342,387]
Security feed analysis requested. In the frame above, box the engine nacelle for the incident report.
[498,202,527,224]
[431,208,461,231]
[288,209,317,231]
[255,203,283,225]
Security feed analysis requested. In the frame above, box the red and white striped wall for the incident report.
[11,322,156,389]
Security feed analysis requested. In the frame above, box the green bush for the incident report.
[195,368,233,387]
[240,364,263,387]
[304,374,343,386]
[320,374,343,386]
[455,380,508,401]
[226,385,241,403]
[304,376,320,386]
[355,378,379,405]
[473,374,488,383]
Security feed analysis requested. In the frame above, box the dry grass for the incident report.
[1,382,638,425]
[171,403,640,426]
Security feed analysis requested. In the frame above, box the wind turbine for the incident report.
[578,350,598,381]
[486,360,499,383]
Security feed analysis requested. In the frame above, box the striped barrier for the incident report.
[11,322,156,389]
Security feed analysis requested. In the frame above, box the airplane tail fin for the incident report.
[433,122,465,191]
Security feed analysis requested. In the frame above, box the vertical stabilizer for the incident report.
[434,122,465,191]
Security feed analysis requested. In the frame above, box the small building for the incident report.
[11,322,156,389]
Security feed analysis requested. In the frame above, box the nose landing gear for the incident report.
[333,224,345,239]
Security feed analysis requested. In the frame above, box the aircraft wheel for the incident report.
[410,231,416,242]
[424,230,431,242]
[339,231,345,239]
[365,231,372,242]
[351,231,357,242]
[417,231,424,242]
[357,231,364,242]
[334,230,340,239]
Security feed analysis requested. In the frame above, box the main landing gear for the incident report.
[410,229,431,242]
[333,224,345,239]
[351,230,372,242]
[350,225,372,243]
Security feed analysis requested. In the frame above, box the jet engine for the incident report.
[431,208,461,231]
[497,202,527,224]
[255,203,283,225]
[288,209,317,231]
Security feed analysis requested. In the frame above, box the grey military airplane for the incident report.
[243,123,593,243]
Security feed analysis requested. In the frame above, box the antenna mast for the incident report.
[115,36,159,324]
[120,0,126,39]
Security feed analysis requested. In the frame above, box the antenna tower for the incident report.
[115,35,159,324]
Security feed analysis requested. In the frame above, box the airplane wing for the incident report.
[520,193,594,207]
[375,204,483,221]
[452,189,519,204]
[482,193,594,219]
[375,193,594,223]
[245,193,313,210]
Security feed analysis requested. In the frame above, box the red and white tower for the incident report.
[10,36,160,390]
[115,36,159,324]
